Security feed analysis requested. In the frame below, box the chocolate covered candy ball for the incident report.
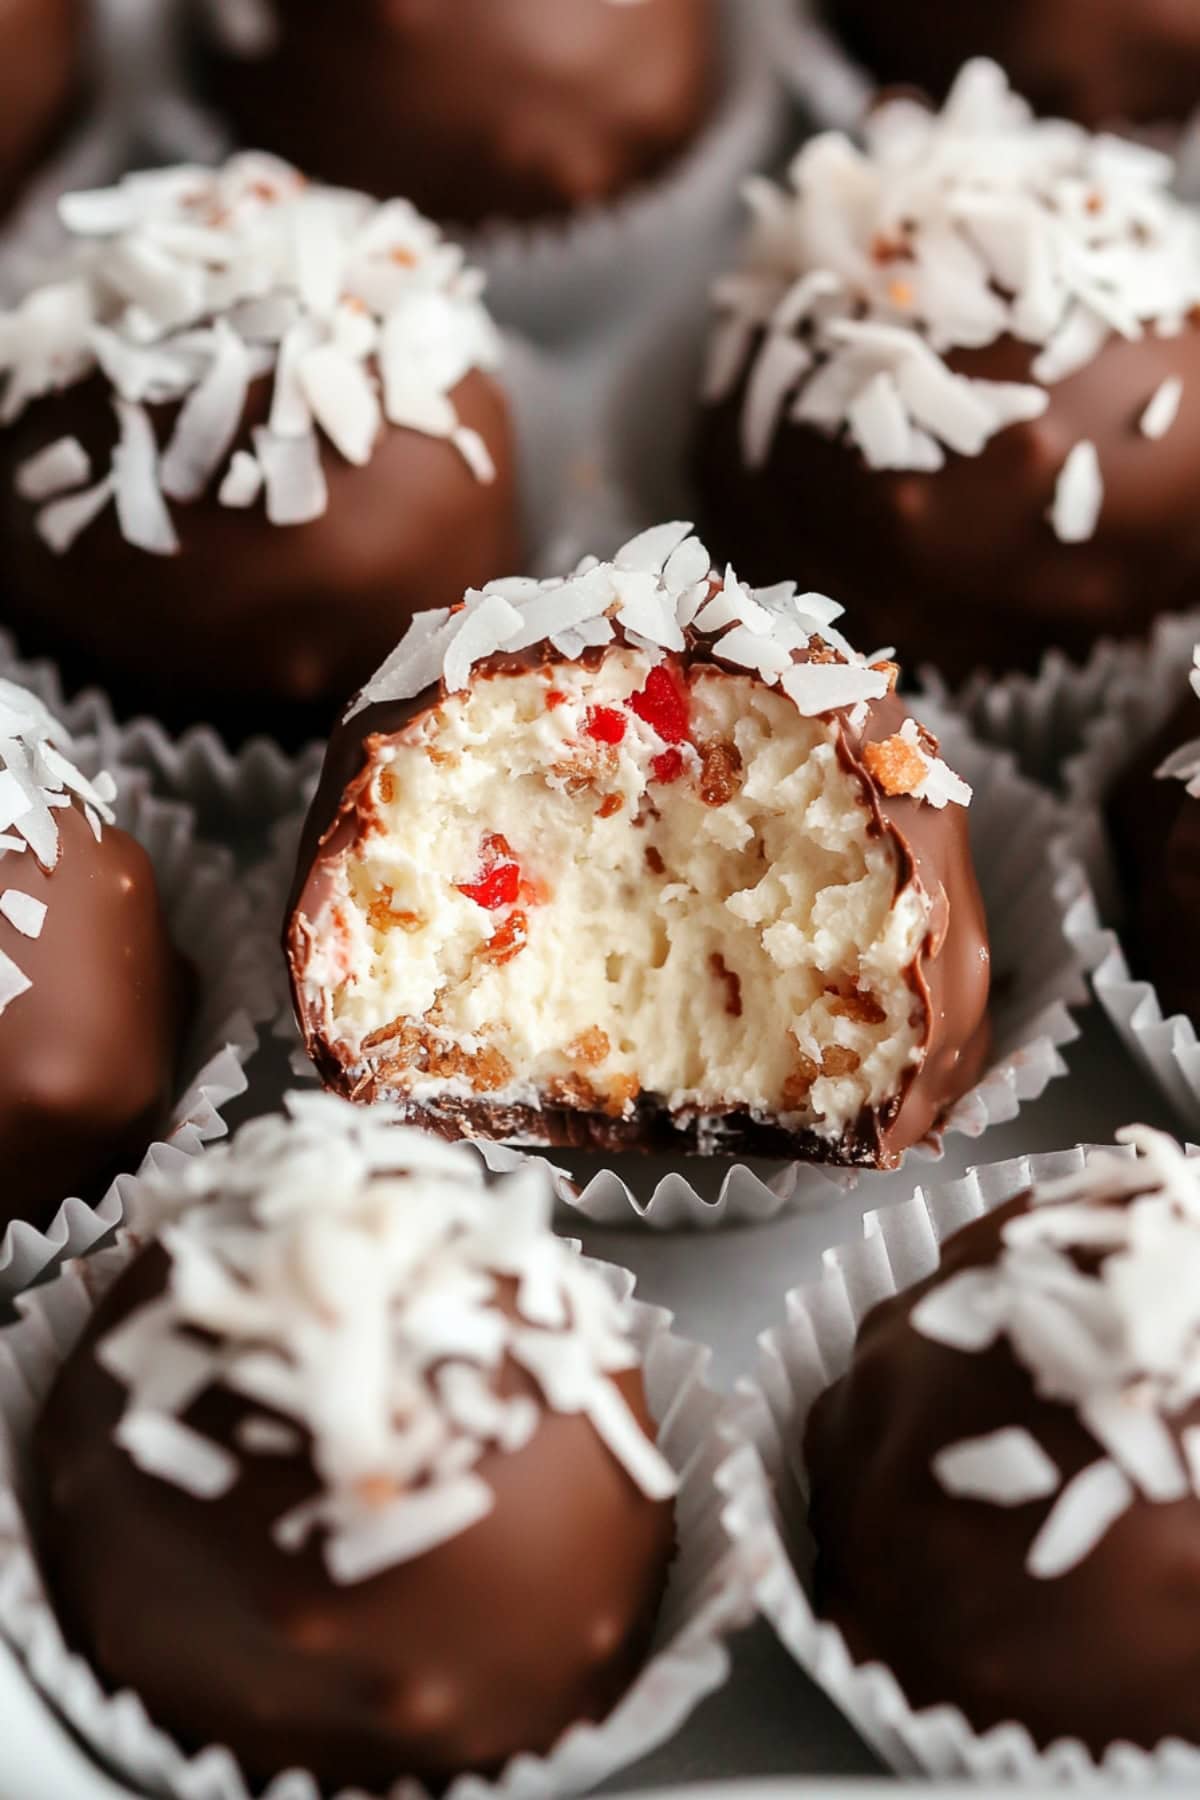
[35,1099,676,1792]
[0,682,185,1229]
[0,156,521,744]
[286,525,990,1168]
[694,63,1200,685]
[0,0,84,218]
[195,0,716,226]
[807,1127,1200,1754]
[821,0,1200,131]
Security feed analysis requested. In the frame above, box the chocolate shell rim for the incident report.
[724,1137,1200,1781]
[0,1231,755,1800]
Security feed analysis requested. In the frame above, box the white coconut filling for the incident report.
[302,654,931,1141]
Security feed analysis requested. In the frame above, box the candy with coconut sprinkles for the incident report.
[693,59,1200,684]
[1106,644,1200,1024]
[191,0,715,230]
[0,679,187,1230]
[0,154,521,743]
[286,525,990,1169]
[33,1090,677,1793]
[806,1125,1200,1754]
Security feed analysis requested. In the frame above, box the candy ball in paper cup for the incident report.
[726,1126,1200,1779]
[693,59,1200,690]
[1063,611,1200,1128]
[0,1090,750,1800]
[0,153,526,747]
[0,679,268,1297]
[275,521,1087,1229]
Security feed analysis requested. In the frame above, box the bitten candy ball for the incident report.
[693,62,1200,685]
[0,156,521,744]
[807,1127,1200,1754]
[35,1095,677,1792]
[193,0,716,227]
[820,0,1200,132]
[0,681,185,1229]
[286,524,991,1169]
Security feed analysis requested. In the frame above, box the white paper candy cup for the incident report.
[1057,611,1200,1131]
[255,700,1091,1232]
[721,1139,1200,1782]
[0,730,274,1299]
[0,1235,754,1800]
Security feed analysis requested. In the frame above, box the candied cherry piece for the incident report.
[458,833,521,910]
[484,909,528,965]
[652,748,685,784]
[585,705,627,745]
[630,665,690,745]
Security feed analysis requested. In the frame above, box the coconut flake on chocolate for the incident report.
[918,1125,1200,1577]
[0,155,503,555]
[98,1090,676,1583]
[0,680,116,1013]
[706,58,1200,543]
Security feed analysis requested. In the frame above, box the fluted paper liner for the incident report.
[721,1141,1200,1781]
[1059,611,1200,1131]
[254,699,1090,1231]
[0,1238,753,1800]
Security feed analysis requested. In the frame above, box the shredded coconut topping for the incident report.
[705,59,1200,542]
[915,1126,1200,1579]
[1156,646,1200,794]
[349,522,969,806]
[0,155,503,555]
[0,681,116,1015]
[99,1090,677,1585]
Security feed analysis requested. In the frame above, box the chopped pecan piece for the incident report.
[568,1027,611,1068]
[698,740,744,807]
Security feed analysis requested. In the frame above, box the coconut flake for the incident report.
[15,437,91,501]
[218,450,263,509]
[933,1428,1060,1505]
[159,319,251,502]
[111,399,179,556]
[1027,1459,1134,1579]
[780,659,891,716]
[35,477,115,553]
[114,1412,239,1500]
[252,426,328,526]
[0,891,45,938]
[1140,376,1184,440]
[0,949,31,1014]
[1049,440,1104,543]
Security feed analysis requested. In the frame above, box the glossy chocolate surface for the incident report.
[35,1243,675,1792]
[821,0,1200,129]
[806,1190,1200,1752]
[0,369,521,745]
[0,805,186,1230]
[196,0,715,226]
[694,328,1200,687]
[285,637,991,1168]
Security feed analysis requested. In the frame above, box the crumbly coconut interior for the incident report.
[303,652,931,1144]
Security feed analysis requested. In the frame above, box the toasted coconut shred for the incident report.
[705,59,1200,544]
[99,1092,677,1584]
[0,155,504,555]
[0,681,116,1013]
[915,1126,1200,1579]
[300,526,971,1148]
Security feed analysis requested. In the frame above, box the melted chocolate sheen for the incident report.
[806,1191,1200,1752]
[0,0,84,218]
[821,0,1200,128]
[0,369,521,745]
[694,329,1200,685]
[1107,692,1200,1024]
[34,1244,675,1793]
[195,0,715,226]
[0,805,187,1230]
[285,639,991,1168]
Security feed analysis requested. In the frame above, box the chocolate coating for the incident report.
[0,0,84,218]
[35,1243,675,1792]
[285,639,991,1167]
[0,369,521,745]
[0,805,186,1230]
[694,328,1200,686]
[1107,688,1200,1024]
[820,0,1200,130]
[195,0,715,227]
[806,1191,1200,1753]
